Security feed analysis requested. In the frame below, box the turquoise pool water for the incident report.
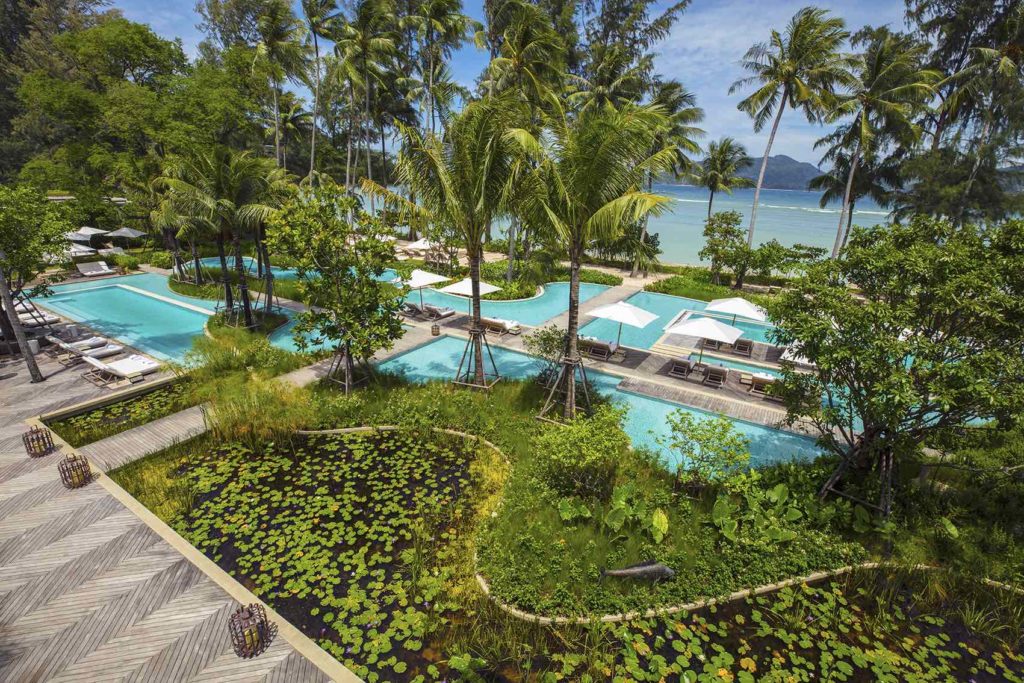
[578,291,777,348]
[413,281,608,327]
[39,273,216,361]
[379,335,820,469]
[191,256,301,280]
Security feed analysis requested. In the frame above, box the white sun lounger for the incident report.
[82,354,161,386]
[47,335,124,365]
[45,334,104,356]
[76,261,115,277]
[19,312,60,327]
[481,316,522,336]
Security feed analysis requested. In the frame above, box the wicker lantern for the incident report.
[229,604,270,658]
[23,426,56,458]
[57,454,91,488]
[431,323,440,336]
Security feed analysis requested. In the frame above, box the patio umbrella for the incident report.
[65,231,91,243]
[396,268,450,309]
[704,297,767,324]
[106,227,147,240]
[67,243,97,256]
[406,237,435,251]
[587,301,658,346]
[666,316,744,364]
[75,226,109,236]
[439,277,502,314]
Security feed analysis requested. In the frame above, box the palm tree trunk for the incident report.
[505,218,517,282]
[216,235,233,309]
[832,142,861,258]
[273,82,282,167]
[190,242,203,285]
[262,240,275,314]
[748,94,787,247]
[379,120,388,187]
[469,246,485,384]
[346,85,355,189]
[309,33,320,178]
[563,243,582,419]
[427,48,435,135]
[0,253,43,382]
[233,232,254,328]
[631,172,653,277]
[958,115,992,226]
[707,189,715,218]
[840,201,856,251]
[364,80,374,211]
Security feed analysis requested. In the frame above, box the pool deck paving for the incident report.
[0,354,354,682]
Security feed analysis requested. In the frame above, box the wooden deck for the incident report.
[0,354,346,682]
[79,405,207,471]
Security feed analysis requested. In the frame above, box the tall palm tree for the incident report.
[302,0,341,178]
[730,6,850,247]
[365,97,525,385]
[483,0,564,110]
[257,0,308,168]
[824,32,937,256]
[161,147,290,327]
[809,148,898,252]
[509,102,677,418]
[694,137,754,217]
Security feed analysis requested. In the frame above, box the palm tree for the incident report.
[302,0,340,178]
[730,6,850,247]
[483,0,564,110]
[161,147,290,327]
[823,32,937,256]
[509,103,677,418]
[365,97,525,386]
[809,148,898,252]
[694,137,754,217]
[257,0,307,168]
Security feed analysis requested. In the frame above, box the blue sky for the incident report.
[115,0,906,165]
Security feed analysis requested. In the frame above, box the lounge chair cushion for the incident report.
[732,339,753,357]
[482,317,522,334]
[76,261,114,277]
[703,366,727,388]
[424,304,455,319]
[19,313,59,327]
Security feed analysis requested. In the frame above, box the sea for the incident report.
[646,183,888,266]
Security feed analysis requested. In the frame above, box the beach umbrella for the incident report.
[65,231,91,243]
[666,316,744,364]
[75,226,109,236]
[406,237,435,251]
[107,227,147,240]
[704,297,768,324]
[587,301,658,346]
[395,268,450,309]
[439,277,501,314]
[67,243,97,256]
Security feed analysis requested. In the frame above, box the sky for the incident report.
[113,0,907,166]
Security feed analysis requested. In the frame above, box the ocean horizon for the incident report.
[646,183,888,266]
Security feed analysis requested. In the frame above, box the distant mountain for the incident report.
[739,155,822,190]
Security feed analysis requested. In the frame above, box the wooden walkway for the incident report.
[80,405,207,471]
[0,354,346,682]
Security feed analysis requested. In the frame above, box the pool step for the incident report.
[650,341,695,359]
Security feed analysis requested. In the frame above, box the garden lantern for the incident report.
[229,604,271,658]
[57,453,91,488]
[23,426,56,457]
[431,323,440,336]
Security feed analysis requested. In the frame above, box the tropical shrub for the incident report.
[531,406,630,500]
[658,410,751,489]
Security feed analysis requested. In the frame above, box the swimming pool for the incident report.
[413,281,608,327]
[39,273,216,362]
[578,291,777,348]
[379,335,820,469]
[190,256,301,280]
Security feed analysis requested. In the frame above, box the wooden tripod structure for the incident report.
[818,438,895,518]
[537,353,592,422]
[453,328,500,389]
[325,342,369,394]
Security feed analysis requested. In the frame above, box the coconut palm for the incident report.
[809,147,898,252]
[302,0,341,178]
[730,6,851,246]
[823,31,938,256]
[365,97,526,386]
[257,0,308,168]
[509,102,677,418]
[483,0,564,110]
[694,137,754,218]
[161,147,291,327]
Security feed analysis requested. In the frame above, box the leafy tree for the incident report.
[510,102,675,418]
[196,0,275,49]
[730,7,850,246]
[0,185,71,382]
[658,410,751,491]
[532,405,630,500]
[699,210,748,286]
[772,216,1024,515]
[822,30,937,256]
[266,185,403,391]
[809,146,898,252]
[693,137,754,218]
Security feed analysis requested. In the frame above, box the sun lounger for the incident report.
[45,334,105,356]
[76,261,115,277]
[578,336,622,361]
[732,339,753,357]
[55,340,124,365]
[701,338,721,351]
[19,312,59,327]
[481,317,522,336]
[667,358,694,379]
[702,365,727,389]
[82,354,161,386]
[423,304,456,320]
[750,375,777,397]
[400,302,425,318]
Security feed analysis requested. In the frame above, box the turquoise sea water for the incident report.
[413,281,609,327]
[638,184,886,266]
[578,291,776,348]
[380,335,820,469]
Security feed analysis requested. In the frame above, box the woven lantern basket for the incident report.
[229,604,270,658]
[57,454,91,489]
[23,426,56,457]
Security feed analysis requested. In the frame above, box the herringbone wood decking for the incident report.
[0,355,337,682]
